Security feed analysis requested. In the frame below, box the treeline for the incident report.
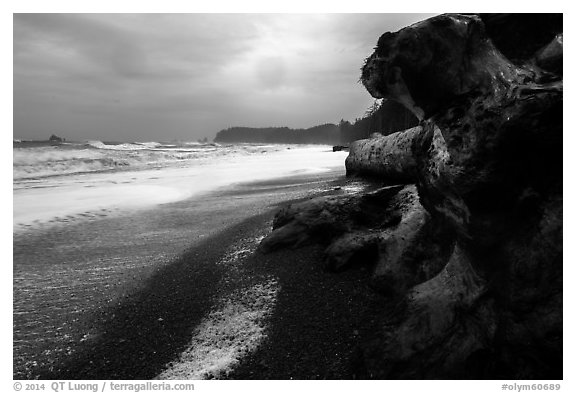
[213,99,419,145]
[214,123,341,144]
[339,99,419,144]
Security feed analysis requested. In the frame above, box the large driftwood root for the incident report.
[359,244,497,379]
[258,185,405,254]
[260,184,453,296]
[259,13,562,379]
[356,14,562,378]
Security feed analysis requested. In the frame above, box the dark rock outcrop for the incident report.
[259,13,562,379]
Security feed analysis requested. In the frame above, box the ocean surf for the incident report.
[13,141,347,232]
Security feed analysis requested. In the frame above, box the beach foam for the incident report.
[13,145,347,231]
[156,278,279,379]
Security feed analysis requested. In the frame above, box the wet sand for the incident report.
[13,169,384,379]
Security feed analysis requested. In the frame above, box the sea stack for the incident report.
[49,134,65,143]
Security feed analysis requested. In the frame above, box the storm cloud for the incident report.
[14,13,433,142]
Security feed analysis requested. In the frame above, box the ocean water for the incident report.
[13,140,347,232]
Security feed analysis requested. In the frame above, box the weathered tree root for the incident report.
[259,13,562,379]
[356,14,562,379]
[359,244,497,379]
[260,184,454,296]
[258,184,405,254]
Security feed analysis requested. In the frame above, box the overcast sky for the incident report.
[14,13,433,142]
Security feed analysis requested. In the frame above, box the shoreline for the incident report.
[13,145,348,232]
[14,167,384,379]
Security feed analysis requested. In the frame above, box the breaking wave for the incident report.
[13,140,285,181]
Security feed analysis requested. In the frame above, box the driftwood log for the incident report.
[345,126,420,181]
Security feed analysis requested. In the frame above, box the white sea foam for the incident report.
[13,147,130,180]
[12,142,293,181]
[156,278,279,380]
[86,140,159,151]
[13,144,347,231]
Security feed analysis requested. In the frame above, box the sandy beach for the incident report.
[13,165,386,380]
